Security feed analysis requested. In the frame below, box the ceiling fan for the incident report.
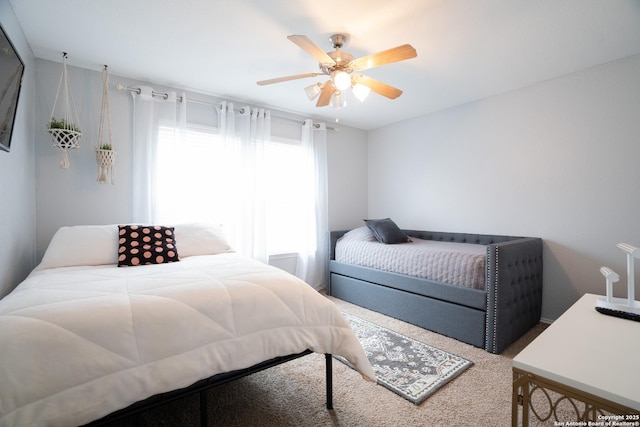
[257,34,417,108]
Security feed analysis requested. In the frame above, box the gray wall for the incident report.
[0,1,37,298]
[368,54,640,321]
[33,58,369,260]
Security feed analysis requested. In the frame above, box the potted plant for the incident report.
[95,142,117,184]
[48,117,81,132]
[48,116,82,150]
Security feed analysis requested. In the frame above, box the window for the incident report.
[264,137,308,254]
[156,125,233,225]
[155,124,306,255]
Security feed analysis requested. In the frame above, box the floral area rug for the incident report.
[338,312,473,405]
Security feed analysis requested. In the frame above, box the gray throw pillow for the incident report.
[363,218,411,244]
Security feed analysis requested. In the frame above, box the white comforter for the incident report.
[0,253,375,427]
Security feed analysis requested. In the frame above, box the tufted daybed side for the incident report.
[327,229,543,354]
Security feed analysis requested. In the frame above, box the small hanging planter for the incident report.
[96,65,116,184]
[48,52,82,169]
[96,144,116,184]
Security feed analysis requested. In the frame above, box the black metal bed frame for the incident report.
[82,350,333,426]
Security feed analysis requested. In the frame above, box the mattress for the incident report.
[0,252,375,427]
[335,227,487,289]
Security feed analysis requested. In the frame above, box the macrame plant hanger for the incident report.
[96,65,116,184]
[48,52,82,169]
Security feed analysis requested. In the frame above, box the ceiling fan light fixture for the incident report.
[330,90,347,109]
[352,83,371,102]
[332,71,351,91]
[304,82,324,100]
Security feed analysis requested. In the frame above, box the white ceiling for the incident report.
[9,0,640,130]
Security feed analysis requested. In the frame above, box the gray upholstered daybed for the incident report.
[327,224,543,354]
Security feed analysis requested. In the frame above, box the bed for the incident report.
[327,221,543,354]
[0,224,375,427]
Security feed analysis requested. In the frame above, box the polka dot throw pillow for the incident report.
[118,225,180,267]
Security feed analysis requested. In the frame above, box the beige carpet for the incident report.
[105,295,548,427]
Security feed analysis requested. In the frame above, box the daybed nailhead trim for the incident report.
[484,246,490,352]
[493,246,499,353]
[485,245,499,354]
[485,245,490,352]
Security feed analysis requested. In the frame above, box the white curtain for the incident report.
[216,102,270,263]
[296,119,329,289]
[131,87,186,223]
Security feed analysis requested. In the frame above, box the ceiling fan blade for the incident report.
[349,44,417,71]
[352,74,403,99]
[316,81,335,107]
[257,72,323,86]
[288,35,335,65]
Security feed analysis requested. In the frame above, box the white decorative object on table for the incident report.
[596,242,640,320]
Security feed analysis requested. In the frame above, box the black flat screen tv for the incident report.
[0,23,25,153]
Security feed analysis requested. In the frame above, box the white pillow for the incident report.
[38,224,119,269]
[340,226,377,242]
[173,223,234,257]
[37,223,233,270]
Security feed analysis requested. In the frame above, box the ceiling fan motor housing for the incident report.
[321,51,354,74]
[319,34,354,74]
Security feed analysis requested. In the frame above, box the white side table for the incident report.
[512,293,640,426]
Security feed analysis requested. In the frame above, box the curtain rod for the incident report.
[116,84,337,131]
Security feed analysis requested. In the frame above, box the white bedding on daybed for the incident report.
[0,224,375,427]
[335,226,487,290]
